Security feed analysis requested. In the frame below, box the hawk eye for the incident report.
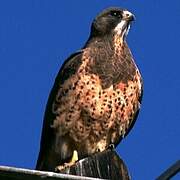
[110,11,122,18]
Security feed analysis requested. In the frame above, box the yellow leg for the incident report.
[71,150,78,163]
[55,150,79,171]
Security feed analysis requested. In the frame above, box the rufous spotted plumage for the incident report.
[36,7,143,172]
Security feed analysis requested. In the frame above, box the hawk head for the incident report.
[90,7,135,40]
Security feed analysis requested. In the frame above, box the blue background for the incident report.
[0,1,179,179]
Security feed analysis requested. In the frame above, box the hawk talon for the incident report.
[108,144,115,150]
[55,165,65,172]
[55,150,79,172]
[55,163,71,172]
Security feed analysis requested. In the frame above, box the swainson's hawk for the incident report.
[36,7,143,171]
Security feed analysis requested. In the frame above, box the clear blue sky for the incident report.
[0,1,179,179]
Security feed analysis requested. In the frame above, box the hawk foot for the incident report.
[108,143,115,150]
[55,150,79,172]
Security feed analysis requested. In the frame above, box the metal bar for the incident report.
[156,160,180,180]
[0,166,106,180]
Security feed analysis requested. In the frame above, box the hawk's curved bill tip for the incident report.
[123,10,135,22]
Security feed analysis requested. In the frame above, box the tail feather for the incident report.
[36,134,75,171]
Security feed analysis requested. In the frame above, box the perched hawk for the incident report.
[36,7,143,171]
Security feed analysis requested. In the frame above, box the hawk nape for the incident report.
[36,7,143,172]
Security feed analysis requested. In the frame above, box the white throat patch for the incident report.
[114,20,130,37]
[125,24,130,36]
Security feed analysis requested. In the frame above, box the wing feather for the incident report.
[36,50,83,170]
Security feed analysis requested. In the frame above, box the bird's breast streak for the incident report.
[52,46,142,146]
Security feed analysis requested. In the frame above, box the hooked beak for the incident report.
[122,10,135,22]
[114,10,135,40]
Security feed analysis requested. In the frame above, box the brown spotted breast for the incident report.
[51,34,142,156]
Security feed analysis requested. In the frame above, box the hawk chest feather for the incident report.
[51,40,142,154]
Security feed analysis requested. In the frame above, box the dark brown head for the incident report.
[90,7,135,39]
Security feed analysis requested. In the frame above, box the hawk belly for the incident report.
[51,45,142,158]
